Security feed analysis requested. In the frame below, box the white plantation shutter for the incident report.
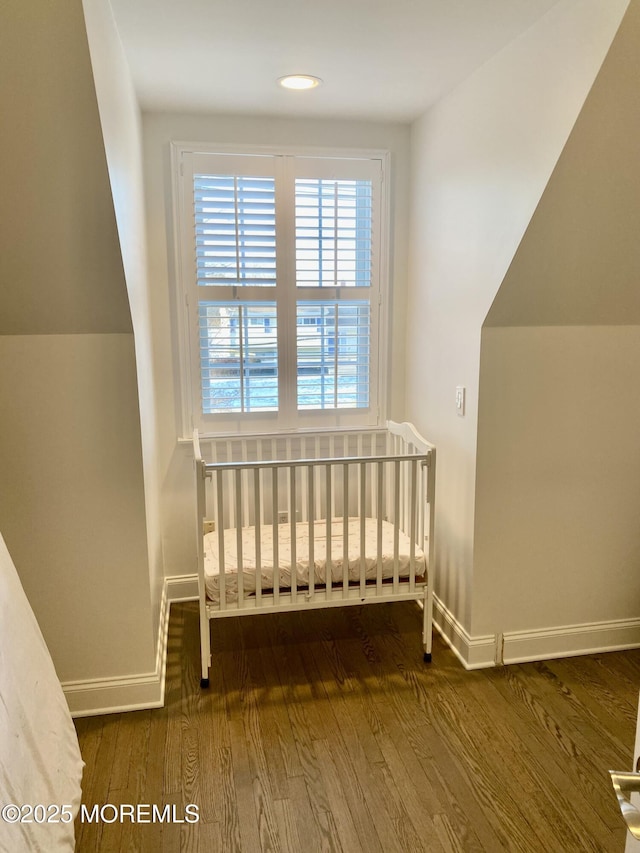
[293,172,374,411]
[295,178,372,288]
[177,147,385,433]
[194,175,277,287]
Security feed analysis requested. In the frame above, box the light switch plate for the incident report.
[456,386,466,416]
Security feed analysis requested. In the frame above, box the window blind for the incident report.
[177,147,385,433]
[194,175,276,287]
[295,178,372,288]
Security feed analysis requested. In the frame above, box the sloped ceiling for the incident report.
[485,0,640,327]
[0,0,131,335]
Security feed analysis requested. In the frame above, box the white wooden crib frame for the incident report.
[193,421,435,687]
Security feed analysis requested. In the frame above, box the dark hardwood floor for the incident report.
[74,601,640,852]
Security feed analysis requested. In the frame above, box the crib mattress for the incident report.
[203,517,425,605]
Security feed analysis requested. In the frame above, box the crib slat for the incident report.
[258,439,265,528]
[393,460,400,594]
[385,439,392,524]
[360,462,366,596]
[330,436,336,520]
[314,437,321,518]
[235,469,244,605]
[404,443,410,536]
[371,443,377,524]
[357,434,363,517]
[308,464,315,598]
[300,437,308,523]
[343,463,349,595]
[285,437,292,522]
[397,436,404,532]
[254,468,262,607]
[290,466,297,602]
[226,441,234,529]
[409,459,417,592]
[216,470,226,610]
[211,439,218,531]
[325,463,332,600]
[242,440,249,527]
[417,461,424,546]
[272,468,279,605]
[376,461,383,593]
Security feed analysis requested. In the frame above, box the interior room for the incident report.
[2,0,640,850]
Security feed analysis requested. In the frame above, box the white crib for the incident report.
[193,421,435,687]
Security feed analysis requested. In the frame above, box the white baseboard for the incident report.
[165,573,198,602]
[432,594,640,669]
[64,672,165,719]
[432,595,497,670]
[65,573,640,715]
[502,615,640,665]
[65,581,172,718]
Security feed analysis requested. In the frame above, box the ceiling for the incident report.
[108,0,563,123]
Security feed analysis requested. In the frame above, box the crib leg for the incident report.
[199,606,211,689]
[422,585,433,664]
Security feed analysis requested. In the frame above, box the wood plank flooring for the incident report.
[74,601,640,852]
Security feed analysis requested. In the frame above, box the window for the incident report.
[174,145,387,435]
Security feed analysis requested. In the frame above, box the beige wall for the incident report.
[0,335,155,680]
[0,2,131,335]
[475,326,640,637]
[406,0,628,634]
[0,0,156,688]
[141,112,412,577]
[485,0,640,329]
[475,0,640,642]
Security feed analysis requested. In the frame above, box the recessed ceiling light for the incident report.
[278,75,322,91]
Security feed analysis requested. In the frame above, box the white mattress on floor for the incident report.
[203,517,426,604]
[0,533,83,853]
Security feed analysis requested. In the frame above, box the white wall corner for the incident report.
[432,598,640,670]
[64,583,171,718]
[432,595,496,670]
[164,573,199,603]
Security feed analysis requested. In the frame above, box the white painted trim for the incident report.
[502,616,640,665]
[170,140,390,161]
[66,575,640,716]
[65,582,172,718]
[64,673,164,719]
[65,576,201,717]
[432,595,497,670]
[431,595,640,669]
[165,573,199,602]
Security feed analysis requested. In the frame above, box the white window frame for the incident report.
[170,141,391,438]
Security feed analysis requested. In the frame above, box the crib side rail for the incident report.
[202,452,429,475]
[202,452,432,532]
[200,450,432,611]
